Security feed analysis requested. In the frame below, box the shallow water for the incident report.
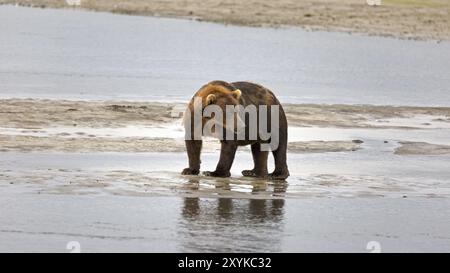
[1,193,449,252]
[1,6,450,105]
[2,117,450,145]
[1,151,450,252]
[2,151,450,199]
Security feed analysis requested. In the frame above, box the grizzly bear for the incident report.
[181,80,289,180]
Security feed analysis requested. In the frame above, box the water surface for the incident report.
[1,191,449,252]
[1,6,450,105]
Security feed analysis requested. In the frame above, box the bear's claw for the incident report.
[242,169,256,177]
[268,171,289,180]
[242,169,268,178]
[181,168,199,175]
[203,171,231,178]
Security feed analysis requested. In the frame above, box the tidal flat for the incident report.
[1,5,450,252]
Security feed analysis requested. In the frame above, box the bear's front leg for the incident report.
[182,140,202,175]
[203,141,238,178]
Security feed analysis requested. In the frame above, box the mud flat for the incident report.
[1,151,450,199]
[395,141,450,155]
[2,0,450,40]
[0,135,364,154]
[2,98,450,200]
[2,99,449,129]
[1,151,450,252]
[2,100,450,252]
[1,99,450,154]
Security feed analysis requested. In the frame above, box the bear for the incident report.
[181,80,290,180]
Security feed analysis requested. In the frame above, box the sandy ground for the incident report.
[0,135,364,153]
[1,0,449,41]
[1,99,450,154]
[2,99,449,129]
[2,151,450,199]
[2,100,450,252]
[395,141,450,155]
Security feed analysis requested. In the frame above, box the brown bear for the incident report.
[181,80,289,180]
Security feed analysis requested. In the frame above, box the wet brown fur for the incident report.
[182,80,290,180]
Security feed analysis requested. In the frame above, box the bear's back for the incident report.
[231,81,279,106]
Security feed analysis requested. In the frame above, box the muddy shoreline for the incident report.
[1,0,450,41]
[0,135,363,153]
[2,99,449,129]
[1,99,449,154]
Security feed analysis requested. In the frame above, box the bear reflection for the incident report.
[178,195,285,252]
[183,197,285,221]
[181,176,288,198]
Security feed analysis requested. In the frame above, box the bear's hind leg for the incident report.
[242,143,269,178]
[269,140,290,180]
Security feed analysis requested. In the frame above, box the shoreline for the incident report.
[2,98,450,127]
[1,99,449,154]
[1,1,449,41]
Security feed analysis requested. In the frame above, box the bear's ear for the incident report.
[205,94,216,105]
[232,89,242,100]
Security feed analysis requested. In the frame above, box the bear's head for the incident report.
[198,81,242,110]
[184,81,245,139]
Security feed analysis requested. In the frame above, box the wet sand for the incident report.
[2,151,450,199]
[0,135,364,154]
[1,151,450,252]
[2,0,450,41]
[2,99,449,129]
[1,99,449,154]
[395,141,450,155]
[2,99,450,201]
[1,101,449,252]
